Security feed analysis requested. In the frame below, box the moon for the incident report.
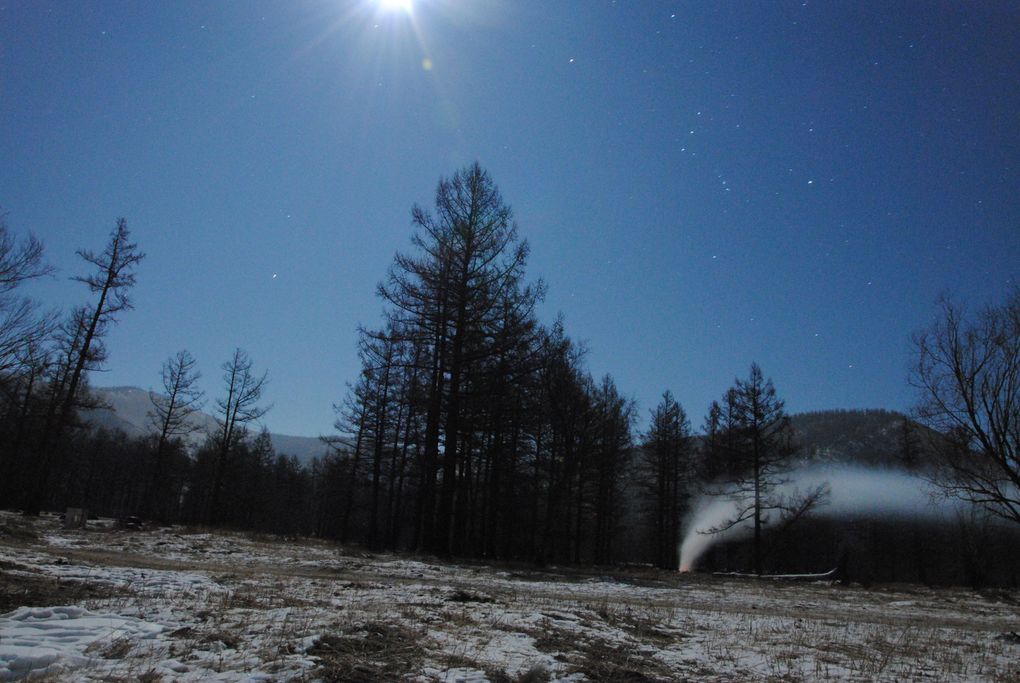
[377,0,413,13]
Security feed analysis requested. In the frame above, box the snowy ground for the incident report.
[1,511,1018,682]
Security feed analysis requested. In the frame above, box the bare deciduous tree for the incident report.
[62,218,144,417]
[642,390,693,569]
[0,213,55,373]
[208,348,269,523]
[24,219,143,513]
[375,163,543,555]
[705,364,828,575]
[912,290,1020,525]
[146,350,204,520]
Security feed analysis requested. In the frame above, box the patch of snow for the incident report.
[1,511,1017,681]
[0,606,163,681]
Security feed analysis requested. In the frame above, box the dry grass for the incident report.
[87,636,134,660]
[446,588,497,604]
[0,566,129,613]
[0,516,41,543]
[3,514,1018,682]
[310,620,426,682]
[523,613,677,682]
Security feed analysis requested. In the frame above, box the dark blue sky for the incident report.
[2,1,1017,437]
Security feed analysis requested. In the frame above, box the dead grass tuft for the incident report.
[0,568,128,612]
[485,663,552,683]
[0,518,40,543]
[310,620,425,682]
[91,636,134,659]
[527,616,676,682]
[200,630,241,650]
[571,639,676,683]
[213,581,310,610]
[446,588,496,604]
[103,670,162,683]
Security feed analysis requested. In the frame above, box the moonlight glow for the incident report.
[378,0,413,13]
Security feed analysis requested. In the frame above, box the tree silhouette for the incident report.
[208,348,269,524]
[912,289,1020,526]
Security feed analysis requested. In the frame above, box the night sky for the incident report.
[1,1,1017,437]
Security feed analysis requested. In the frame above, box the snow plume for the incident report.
[678,466,947,572]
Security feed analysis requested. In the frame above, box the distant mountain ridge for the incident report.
[87,386,328,465]
[87,388,928,471]
[789,408,934,468]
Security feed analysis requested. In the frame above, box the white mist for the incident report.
[678,466,948,572]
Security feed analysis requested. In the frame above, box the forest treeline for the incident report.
[1,166,1017,586]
